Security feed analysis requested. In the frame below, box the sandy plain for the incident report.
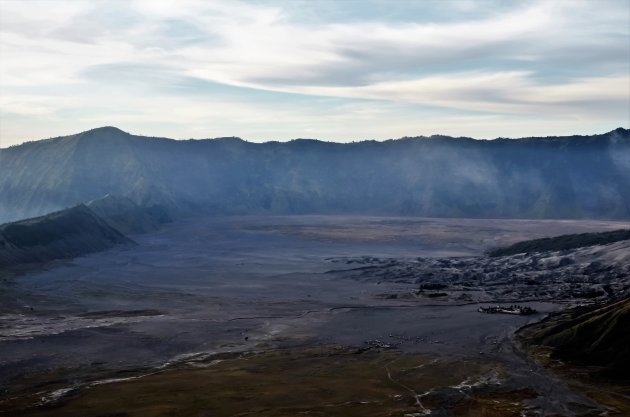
[1,215,629,416]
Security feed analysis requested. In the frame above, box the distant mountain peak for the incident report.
[76,126,130,140]
[87,126,128,134]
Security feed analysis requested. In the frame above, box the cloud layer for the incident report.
[0,0,628,145]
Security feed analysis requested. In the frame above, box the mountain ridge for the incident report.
[1,127,629,223]
[4,126,627,150]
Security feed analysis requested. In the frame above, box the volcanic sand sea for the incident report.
[1,216,629,416]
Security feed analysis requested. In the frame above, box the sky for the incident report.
[0,0,629,146]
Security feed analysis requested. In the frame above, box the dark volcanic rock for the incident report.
[327,239,630,304]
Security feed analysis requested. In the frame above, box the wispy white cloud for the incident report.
[282,72,630,116]
[0,0,628,146]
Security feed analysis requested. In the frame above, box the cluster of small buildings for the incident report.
[477,305,537,315]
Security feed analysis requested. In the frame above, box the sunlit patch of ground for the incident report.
[245,216,629,253]
[452,388,538,417]
[4,346,533,417]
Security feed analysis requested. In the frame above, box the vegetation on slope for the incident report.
[488,229,630,257]
[521,297,630,379]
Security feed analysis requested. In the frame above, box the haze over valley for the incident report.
[1,127,630,417]
[1,0,629,416]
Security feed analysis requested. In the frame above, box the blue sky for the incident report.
[0,0,628,146]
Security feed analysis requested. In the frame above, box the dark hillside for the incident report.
[488,229,630,257]
[521,298,630,379]
[0,205,132,268]
[86,194,171,235]
[1,127,628,223]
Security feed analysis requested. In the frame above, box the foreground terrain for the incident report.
[1,216,629,416]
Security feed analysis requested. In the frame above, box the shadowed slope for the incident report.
[86,194,171,235]
[488,229,630,256]
[0,204,133,268]
[521,298,630,378]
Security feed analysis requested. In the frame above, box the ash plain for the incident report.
[1,215,629,416]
